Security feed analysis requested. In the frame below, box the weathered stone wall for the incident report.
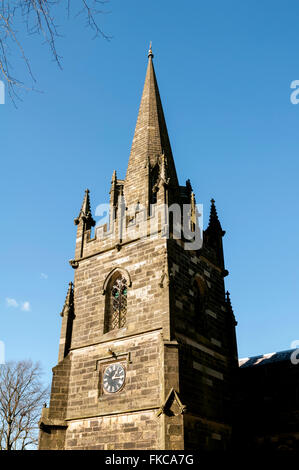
[39,232,237,450]
[184,413,232,451]
[166,238,237,450]
[47,356,72,420]
[66,332,162,420]
[38,420,67,450]
[38,356,71,450]
[65,411,160,450]
[40,330,165,450]
[72,235,170,350]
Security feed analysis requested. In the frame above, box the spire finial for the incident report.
[148,41,154,58]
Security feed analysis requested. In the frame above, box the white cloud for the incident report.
[41,273,48,279]
[6,298,19,308]
[5,298,31,312]
[21,301,31,312]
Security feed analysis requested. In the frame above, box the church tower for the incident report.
[39,46,238,451]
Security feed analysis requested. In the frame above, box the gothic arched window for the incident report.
[105,275,127,332]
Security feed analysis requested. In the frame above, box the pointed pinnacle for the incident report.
[82,189,91,213]
[74,189,95,228]
[60,282,74,317]
[207,198,225,235]
[186,179,193,196]
[209,198,220,223]
[226,291,233,315]
[226,291,237,324]
[111,170,117,183]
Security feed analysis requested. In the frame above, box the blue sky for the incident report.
[1,0,299,386]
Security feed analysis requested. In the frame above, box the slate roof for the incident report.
[239,349,297,368]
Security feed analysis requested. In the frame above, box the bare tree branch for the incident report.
[0,0,111,103]
[0,360,49,450]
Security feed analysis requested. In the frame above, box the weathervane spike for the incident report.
[148,41,154,58]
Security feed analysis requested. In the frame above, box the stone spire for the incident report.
[124,45,179,209]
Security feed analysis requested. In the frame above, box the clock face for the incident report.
[103,363,126,393]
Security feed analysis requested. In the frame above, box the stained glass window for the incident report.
[106,275,127,332]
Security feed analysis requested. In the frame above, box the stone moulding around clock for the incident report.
[95,351,132,371]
